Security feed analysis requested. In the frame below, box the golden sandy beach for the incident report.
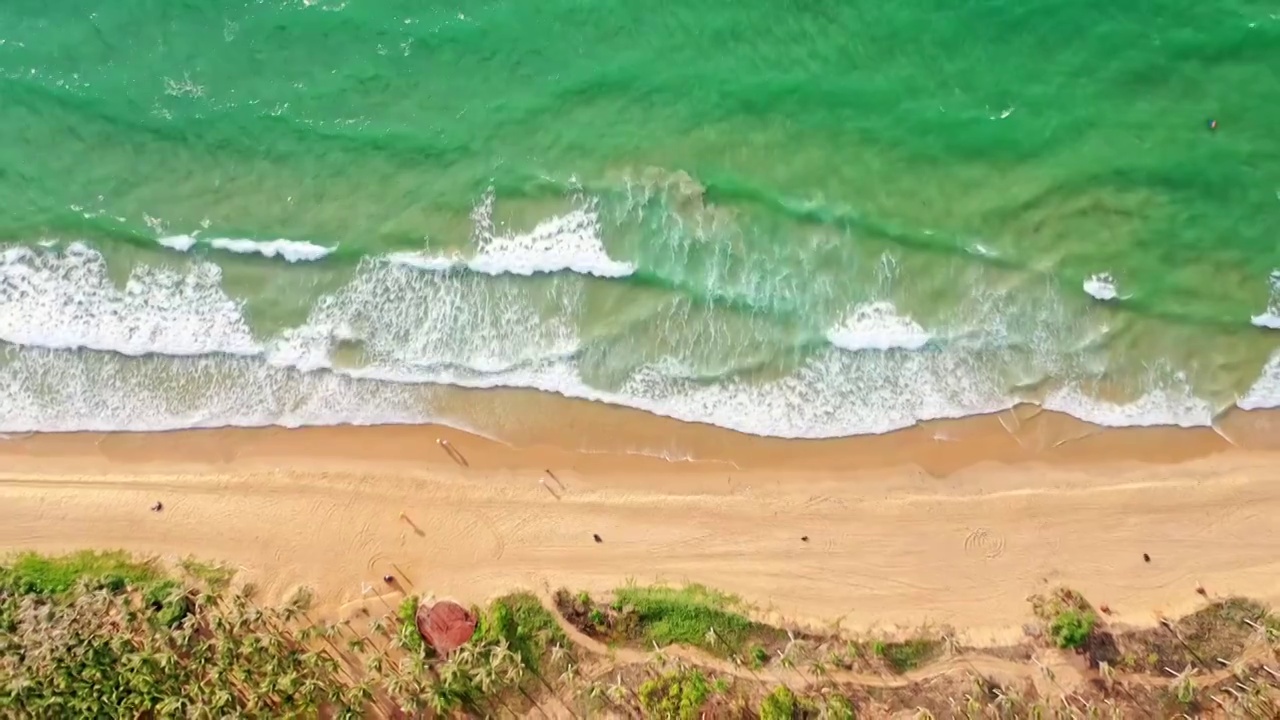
[3,396,1280,645]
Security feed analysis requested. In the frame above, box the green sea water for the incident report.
[1,0,1279,437]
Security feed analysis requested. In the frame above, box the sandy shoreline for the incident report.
[4,399,1280,645]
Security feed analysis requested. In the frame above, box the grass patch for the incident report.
[177,556,234,590]
[610,584,783,656]
[875,636,942,673]
[638,668,712,720]
[759,685,797,720]
[0,550,159,596]
[477,591,569,669]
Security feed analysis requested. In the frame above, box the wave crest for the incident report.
[825,302,931,352]
[388,208,634,278]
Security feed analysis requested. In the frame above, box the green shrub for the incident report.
[824,694,857,720]
[879,638,939,673]
[476,592,567,669]
[144,580,191,627]
[1049,609,1096,650]
[638,669,711,720]
[396,594,425,655]
[760,685,796,720]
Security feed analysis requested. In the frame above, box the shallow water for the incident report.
[1,1,1279,437]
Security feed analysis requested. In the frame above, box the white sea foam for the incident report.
[1043,382,1216,428]
[385,251,461,272]
[1249,270,1280,329]
[0,242,260,357]
[0,347,434,432]
[266,255,582,377]
[1239,346,1280,411]
[207,237,335,262]
[154,234,334,261]
[0,238,1267,437]
[157,234,199,252]
[825,302,931,352]
[389,209,634,278]
[1083,273,1120,301]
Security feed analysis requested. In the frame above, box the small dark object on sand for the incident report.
[1143,553,1151,563]
[801,536,809,542]
[383,574,395,584]
[592,533,602,543]
[150,501,163,512]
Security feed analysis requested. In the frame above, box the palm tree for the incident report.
[809,658,830,687]
[493,646,551,720]
[347,635,369,654]
[1167,665,1198,705]
[605,673,641,718]
[777,645,797,676]
[704,626,720,650]
[549,642,572,669]
[343,678,375,714]
[650,641,669,668]
[580,681,608,713]
[279,587,313,624]
[383,667,413,705]
[368,614,392,638]
[558,662,579,690]
[423,677,459,718]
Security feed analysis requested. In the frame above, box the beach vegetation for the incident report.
[822,693,857,720]
[1099,596,1272,673]
[0,549,159,595]
[476,591,567,670]
[759,684,797,720]
[142,578,191,627]
[1048,609,1096,650]
[4,551,1279,719]
[596,583,787,656]
[1030,586,1099,651]
[176,556,234,590]
[874,636,941,673]
[638,667,711,720]
[750,643,770,668]
[396,593,426,655]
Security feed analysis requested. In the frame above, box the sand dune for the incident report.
[2,424,1279,645]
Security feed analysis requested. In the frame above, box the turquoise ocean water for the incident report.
[1,0,1279,437]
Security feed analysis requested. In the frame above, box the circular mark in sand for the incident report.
[964,528,1007,560]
